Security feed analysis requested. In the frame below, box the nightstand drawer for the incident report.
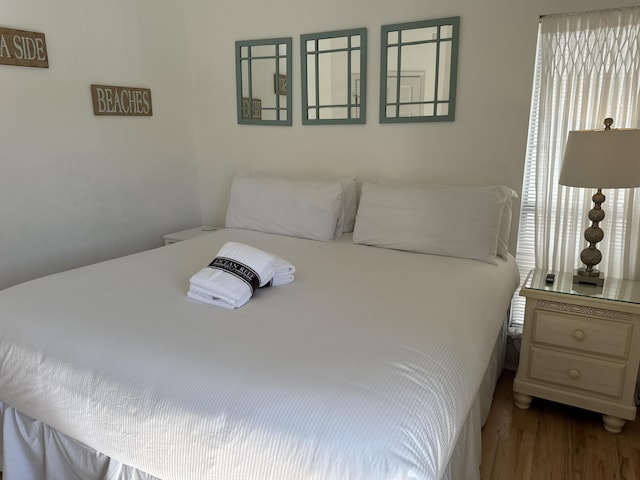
[528,347,626,398]
[532,309,631,358]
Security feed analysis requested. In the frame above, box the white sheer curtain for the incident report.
[512,7,640,329]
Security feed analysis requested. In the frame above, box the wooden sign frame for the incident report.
[0,27,49,68]
[90,84,153,116]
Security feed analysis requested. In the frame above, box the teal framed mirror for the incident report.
[300,28,367,125]
[235,37,292,126]
[380,17,459,123]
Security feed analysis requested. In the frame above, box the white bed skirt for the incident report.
[0,318,507,480]
[440,317,507,480]
[0,400,158,480]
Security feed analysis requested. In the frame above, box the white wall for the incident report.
[2,0,638,290]
[186,0,639,254]
[0,1,202,290]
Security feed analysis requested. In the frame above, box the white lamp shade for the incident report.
[559,128,640,189]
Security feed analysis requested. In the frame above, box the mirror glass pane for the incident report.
[235,37,292,126]
[380,17,459,123]
[320,106,348,119]
[386,47,398,102]
[438,40,452,99]
[306,56,317,106]
[251,45,275,57]
[241,61,249,92]
[300,28,367,125]
[403,27,437,42]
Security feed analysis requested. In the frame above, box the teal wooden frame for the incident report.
[379,17,460,123]
[235,37,292,126]
[300,28,367,125]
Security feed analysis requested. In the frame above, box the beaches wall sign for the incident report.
[90,84,153,116]
[0,26,49,68]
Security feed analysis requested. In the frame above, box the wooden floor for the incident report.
[481,369,640,479]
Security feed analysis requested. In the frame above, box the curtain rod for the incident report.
[540,5,640,19]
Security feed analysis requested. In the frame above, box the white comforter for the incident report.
[0,228,519,480]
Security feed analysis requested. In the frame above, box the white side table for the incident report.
[163,226,217,245]
[514,269,640,433]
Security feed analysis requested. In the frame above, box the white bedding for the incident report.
[0,228,519,480]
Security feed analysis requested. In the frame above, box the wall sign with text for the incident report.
[0,27,49,68]
[90,84,153,116]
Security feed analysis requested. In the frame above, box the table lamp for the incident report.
[559,118,640,285]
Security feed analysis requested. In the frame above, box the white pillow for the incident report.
[339,177,358,233]
[375,179,517,258]
[245,172,357,235]
[352,182,512,264]
[225,173,344,241]
[497,189,518,257]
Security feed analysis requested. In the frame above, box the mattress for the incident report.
[0,228,519,480]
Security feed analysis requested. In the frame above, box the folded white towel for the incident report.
[269,274,295,286]
[187,287,236,309]
[187,285,242,309]
[274,256,296,277]
[272,256,295,286]
[260,256,296,287]
[189,242,276,309]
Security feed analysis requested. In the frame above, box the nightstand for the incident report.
[163,226,217,245]
[514,269,640,433]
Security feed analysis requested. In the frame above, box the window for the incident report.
[512,7,640,331]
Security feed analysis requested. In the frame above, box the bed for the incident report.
[0,175,520,480]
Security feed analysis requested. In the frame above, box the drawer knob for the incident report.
[572,329,586,341]
[568,369,581,379]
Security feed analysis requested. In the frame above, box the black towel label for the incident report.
[208,257,261,294]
